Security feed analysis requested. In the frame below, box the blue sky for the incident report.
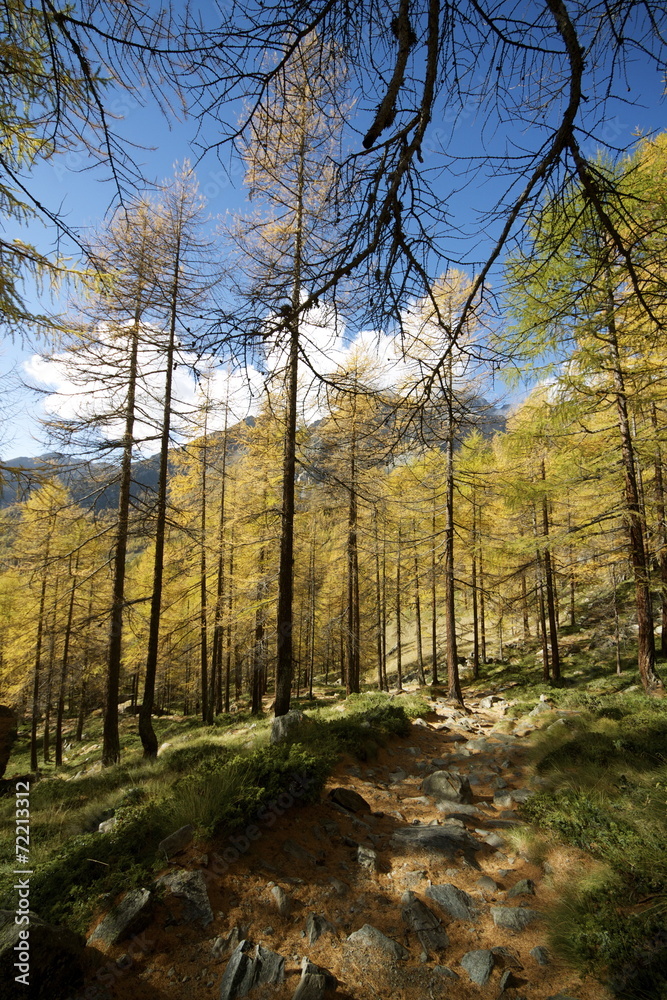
[3,25,666,460]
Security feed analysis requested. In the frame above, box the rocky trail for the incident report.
[84,694,611,1000]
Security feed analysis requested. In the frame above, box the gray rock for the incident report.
[460,949,494,985]
[158,823,195,859]
[401,897,449,954]
[356,845,379,872]
[426,884,478,922]
[530,945,550,965]
[422,770,473,804]
[432,964,459,979]
[436,798,481,816]
[283,839,318,865]
[507,878,535,898]
[491,945,524,968]
[413,718,429,727]
[293,972,327,1000]
[499,968,521,990]
[271,885,290,916]
[511,788,534,804]
[87,888,153,946]
[476,876,498,893]
[270,709,306,744]
[493,791,513,809]
[482,831,506,848]
[0,909,86,999]
[329,877,348,896]
[402,795,431,806]
[305,912,337,945]
[347,924,409,960]
[529,701,553,715]
[98,816,117,834]
[328,787,371,813]
[219,940,286,1000]
[491,906,542,931]
[157,870,214,927]
[302,958,337,988]
[479,695,503,709]
[392,824,480,860]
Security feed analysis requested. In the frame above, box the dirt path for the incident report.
[87,695,611,1000]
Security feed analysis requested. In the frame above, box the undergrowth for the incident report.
[0,692,419,934]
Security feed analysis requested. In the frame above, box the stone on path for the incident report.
[158,823,195,859]
[392,824,480,862]
[491,906,542,931]
[219,941,285,1000]
[460,949,494,985]
[157,870,214,927]
[328,787,371,813]
[426,884,478,922]
[1,909,86,999]
[401,893,449,954]
[422,770,473,804]
[87,888,153,946]
[530,945,550,965]
[356,845,379,872]
[507,878,535,898]
[270,710,306,744]
[305,912,337,945]
[270,885,290,916]
[346,924,409,960]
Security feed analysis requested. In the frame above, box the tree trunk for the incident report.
[651,402,667,657]
[540,458,560,682]
[413,525,426,685]
[55,555,79,766]
[103,319,140,766]
[30,535,51,771]
[395,524,403,692]
[346,415,360,695]
[607,300,661,693]
[431,498,439,684]
[444,399,463,704]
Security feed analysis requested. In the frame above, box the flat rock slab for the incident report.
[157,870,213,927]
[328,787,371,813]
[422,770,473,804]
[158,823,194,860]
[436,801,481,817]
[460,949,494,985]
[491,906,542,931]
[392,825,480,860]
[426,884,478,922]
[219,940,285,1000]
[401,895,449,954]
[1,909,86,999]
[88,888,153,947]
[347,924,409,960]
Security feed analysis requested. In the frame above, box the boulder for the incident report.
[507,878,535,899]
[0,910,87,999]
[460,949,494,986]
[392,824,479,861]
[356,845,379,872]
[347,924,409,960]
[219,941,285,1000]
[491,906,542,931]
[425,884,478,922]
[158,823,194,860]
[293,958,338,999]
[270,710,306,745]
[156,870,213,927]
[270,885,290,916]
[87,888,153,947]
[328,787,371,813]
[401,894,449,954]
[305,912,337,945]
[422,770,473,804]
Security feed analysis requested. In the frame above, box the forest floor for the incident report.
[83,691,612,1000]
